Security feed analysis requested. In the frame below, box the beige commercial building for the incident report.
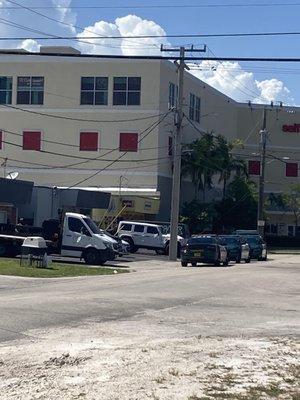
[0,47,299,233]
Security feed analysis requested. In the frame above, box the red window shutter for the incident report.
[286,162,298,177]
[0,131,2,150]
[119,132,138,152]
[248,160,260,175]
[80,132,98,151]
[23,131,41,151]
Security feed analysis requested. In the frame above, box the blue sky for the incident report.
[1,0,300,104]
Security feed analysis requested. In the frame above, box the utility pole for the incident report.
[257,107,268,237]
[161,44,206,260]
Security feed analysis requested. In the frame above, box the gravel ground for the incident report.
[0,318,299,400]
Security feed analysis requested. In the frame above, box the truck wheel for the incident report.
[181,261,188,267]
[83,248,100,265]
[245,257,251,263]
[0,243,7,257]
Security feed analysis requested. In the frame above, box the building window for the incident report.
[0,77,12,104]
[113,77,141,106]
[119,132,138,152]
[168,82,177,109]
[23,131,41,151]
[189,93,195,120]
[17,77,44,105]
[189,93,201,122]
[80,132,98,151]
[0,131,2,150]
[168,136,173,156]
[195,96,201,123]
[80,77,108,105]
[248,160,260,175]
[286,162,298,177]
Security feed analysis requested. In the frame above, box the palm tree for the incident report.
[181,133,219,201]
[215,135,248,200]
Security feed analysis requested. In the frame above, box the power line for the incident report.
[4,31,300,41]
[67,112,170,188]
[5,0,159,50]
[3,50,300,62]
[0,103,167,124]
[3,3,300,10]
[1,112,170,169]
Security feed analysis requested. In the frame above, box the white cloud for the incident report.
[188,61,295,105]
[51,0,77,33]
[77,15,170,56]
[0,2,294,105]
[18,39,40,52]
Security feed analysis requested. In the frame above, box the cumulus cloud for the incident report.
[51,0,77,33]
[0,1,294,105]
[18,39,40,52]
[77,15,170,56]
[189,61,294,105]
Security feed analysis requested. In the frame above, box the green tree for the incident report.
[213,176,258,232]
[282,184,300,228]
[180,200,217,234]
[215,135,248,200]
[182,134,248,202]
[182,133,219,201]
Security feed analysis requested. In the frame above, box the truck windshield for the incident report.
[83,218,100,234]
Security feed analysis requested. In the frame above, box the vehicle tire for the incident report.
[214,260,221,266]
[191,262,197,267]
[164,242,169,255]
[155,249,165,255]
[223,258,229,266]
[0,243,7,257]
[181,261,188,267]
[245,257,251,263]
[165,242,181,258]
[122,237,138,253]
[83,248,101,265]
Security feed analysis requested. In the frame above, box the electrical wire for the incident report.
[0,112,170,165]
[66,112,170,188]
[5,0,159,50]
[3,51,300,63]
[5,31,300,41]
[0,103,167,124]
[3,3,300,10]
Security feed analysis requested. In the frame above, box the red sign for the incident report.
[282,124,300,133]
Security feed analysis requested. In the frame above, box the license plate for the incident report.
[193,251,202,257]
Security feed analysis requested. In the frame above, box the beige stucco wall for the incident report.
[0,55,164,188]
[236,104,300,193]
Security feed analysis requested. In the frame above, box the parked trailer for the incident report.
[0,212,122,265]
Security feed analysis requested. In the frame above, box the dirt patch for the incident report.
[0,319,299,400]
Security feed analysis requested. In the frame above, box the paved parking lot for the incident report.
[0,252,299,400]
[0,252,299,342]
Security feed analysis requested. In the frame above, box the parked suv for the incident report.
[117,221,184,255]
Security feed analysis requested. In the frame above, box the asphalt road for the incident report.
[0,253,299,343]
